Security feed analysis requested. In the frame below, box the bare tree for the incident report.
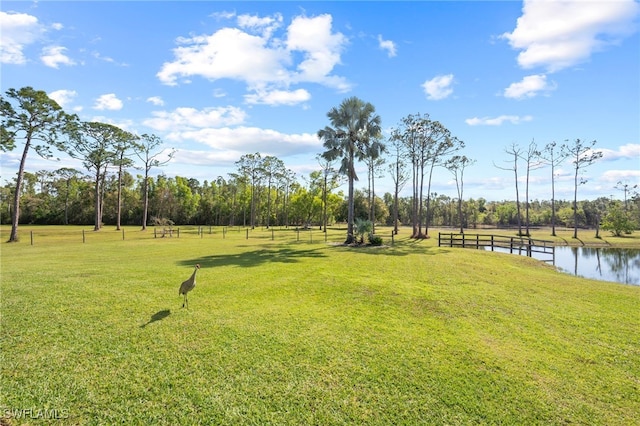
[539,140,569,236]
[446,155,475,233]
[387,132,409,235]
[562,139,603,239]
[615,180,638,211]
[495,143,524,235]
[133,134,175,230]
[518,140,542,236]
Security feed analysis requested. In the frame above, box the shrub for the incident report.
[368,233,383,246]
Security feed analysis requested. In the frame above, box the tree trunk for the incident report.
[94,171,101,231]
[8,136,32,242]
[141,171,149,230]
[345,152,355,244]
[116,159,123,230]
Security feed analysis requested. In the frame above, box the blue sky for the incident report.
[1,0,639,202]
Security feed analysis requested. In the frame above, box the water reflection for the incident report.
[553,247,640,285]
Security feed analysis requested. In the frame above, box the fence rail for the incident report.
[438,232,555,262]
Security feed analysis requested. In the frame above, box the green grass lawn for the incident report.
[1,225,639,425]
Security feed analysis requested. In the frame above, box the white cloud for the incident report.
[601,170,640,185]
[51,22,64,31]
[244,88,311,106]
[237,13,283,38]
[422,74,454,100]
[157,27,289,87]
[286,14,349,90]
[93,93,123,111]
[41,45,76,68]
[502,0,640,72]
[465,115,533,126]
[48,89,77,107]
[0,11,42,64]
[143,106,247,132]
[503,74,556,99]
[157,13,350,95]
[168,126,321,157]
[597,143,640,161]
[146,96,165,106]
[377,34,397,57]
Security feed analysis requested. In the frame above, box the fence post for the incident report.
[391,231,394,245]
[246,229,249,240]
[223,227,226,239]
[462,233,466,248]
[82,230,86,244]
[510,237,513,254]
[491,235,494,252]
[177,228,180,238]
[30,230,34,246]
[122,229,125,240]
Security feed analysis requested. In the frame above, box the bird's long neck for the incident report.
[190,268,198,281]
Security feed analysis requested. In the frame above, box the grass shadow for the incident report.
[140,309,171,328]
[179,246,329,269]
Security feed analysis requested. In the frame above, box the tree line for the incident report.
[2,88,638,242]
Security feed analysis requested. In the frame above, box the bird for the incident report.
[179,264,200,308]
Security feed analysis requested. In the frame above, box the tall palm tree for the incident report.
[318,97,381,244]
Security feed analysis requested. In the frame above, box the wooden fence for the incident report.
[438,233,555,262]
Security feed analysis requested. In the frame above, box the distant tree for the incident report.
[446,155,475,233]
[113,131,138,230]
[0,86,76,242]
[364,137,386,233]
[261,155,285,229]
[53,167,82,225]
[539,140,569,236]
[318,97,382,244]
[562,139,603,239]
[133,134,175,230]
[602,202,635,237]
[236,152,263,229]
[615,180,638,211]
[278,168,297,228]
[316,155,341,233]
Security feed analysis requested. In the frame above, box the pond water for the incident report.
[551,247,640,286]
[487,246,640,285]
